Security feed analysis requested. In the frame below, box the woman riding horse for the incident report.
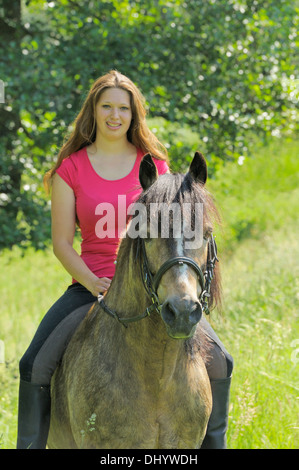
[17,70,233,449]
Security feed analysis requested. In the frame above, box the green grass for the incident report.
[209,138,299,448]
[212,225,299,448]
[0,137,298,449]
[0,247,70,449]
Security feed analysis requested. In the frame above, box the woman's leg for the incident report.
[17,283,96,449]
[200,316,233,449]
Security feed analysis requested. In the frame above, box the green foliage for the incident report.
[0,0,298,249]
[148,117,208,172]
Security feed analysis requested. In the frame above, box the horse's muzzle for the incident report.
[161,295,202,339]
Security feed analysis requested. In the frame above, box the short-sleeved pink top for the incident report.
[56,147,169,282]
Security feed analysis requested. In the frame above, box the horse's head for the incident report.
[137,152,220,339]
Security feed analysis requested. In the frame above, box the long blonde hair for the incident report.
[44,70,168,192]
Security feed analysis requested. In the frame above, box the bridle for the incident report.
[98,234,218,328]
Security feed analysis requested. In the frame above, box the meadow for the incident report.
[0,138,298,449]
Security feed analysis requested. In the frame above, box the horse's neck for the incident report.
[104,239,148,317]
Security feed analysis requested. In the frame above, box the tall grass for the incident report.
[0,247,70,448]
[209,138,299,448]
[0,138,298,449]
[214,226,299,448]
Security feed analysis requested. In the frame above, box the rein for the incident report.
[98,234,218,328]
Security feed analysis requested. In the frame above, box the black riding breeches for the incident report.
[19,283,233,384]
[19,283,96,383]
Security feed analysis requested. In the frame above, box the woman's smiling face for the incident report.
[95,87,132,141]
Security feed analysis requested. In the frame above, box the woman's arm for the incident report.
[51,174,111,296]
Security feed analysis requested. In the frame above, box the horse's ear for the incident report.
[139,153,158,190]
[189,151,208,185]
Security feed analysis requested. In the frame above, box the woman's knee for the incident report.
[19,351,34,382]
[205,341,234,380]
[225,351,234,377]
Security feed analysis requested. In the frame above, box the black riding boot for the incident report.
[201,376,232,449]
[17,379,51,449]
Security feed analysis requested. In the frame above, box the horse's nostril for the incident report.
[167,302,176,315]
[162,301,177,326]
[189,302,202,325]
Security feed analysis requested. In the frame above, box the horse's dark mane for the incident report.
[119,172,222,312]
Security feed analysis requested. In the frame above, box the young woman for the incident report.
[17,70,233,449]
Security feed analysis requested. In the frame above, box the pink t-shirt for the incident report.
[56,147,169,282]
